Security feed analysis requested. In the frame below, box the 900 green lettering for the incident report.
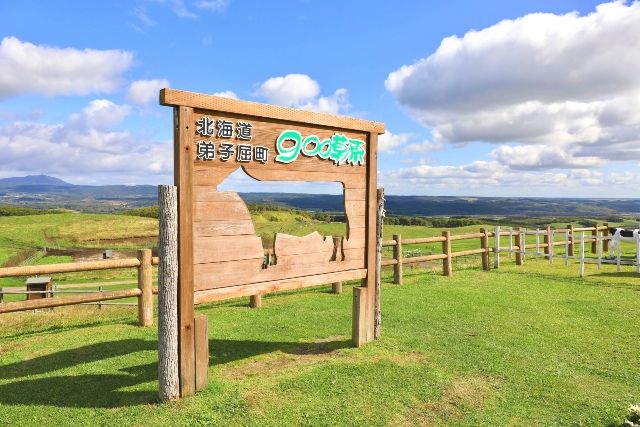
[275,130,365,166]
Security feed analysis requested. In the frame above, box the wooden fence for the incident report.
[0,249,157,326]
[379,223,628,282]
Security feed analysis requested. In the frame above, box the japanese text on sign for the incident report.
[275,130,366,166]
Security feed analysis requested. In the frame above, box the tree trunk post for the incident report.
[374,188,384,340]
[158,185,180,402]
[442,230,452,277]
[137,249,153,327]
[393,234,403,284]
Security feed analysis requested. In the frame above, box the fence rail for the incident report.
[379,223,638,282]
[0,250,156,325]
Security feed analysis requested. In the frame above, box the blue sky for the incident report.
[1,0,638,197]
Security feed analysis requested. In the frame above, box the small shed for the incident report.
[25,277,52,300]
[103,250,113,259]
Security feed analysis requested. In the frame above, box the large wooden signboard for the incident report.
[161,89,384,397]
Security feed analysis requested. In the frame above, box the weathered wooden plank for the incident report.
[194,258,364,291]
[193,220,255,237]
[274,232,335,257]
[194,235,264,264]
[0,288,142,314]
[194,268,368,304]
[194,201,252,222]
[160,88,385,133]
[0,258,140,278]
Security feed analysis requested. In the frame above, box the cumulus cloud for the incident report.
[386,1,640,167]
[255,74,350,114]
[0,100,172,184]
[491,144,601,170]
[127,79,170,105]
[379,160,635,196]
[0,37,133,99]
[212,90,238,99]
[379,131,410,152]
[68,99,132,129]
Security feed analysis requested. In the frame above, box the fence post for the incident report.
[480,228,490,271]
[592,223,598,254]
[579,232,585,278]
[603,222,610,253]
[158,185,179,402]
[249,295,262,308]
[442,230,452,277]
[98,286,103,309]
[137,249,153,327]
[493,226,500,269]
[567,224,575,257]
[544,226,551,261]
[514,228,523,266]
[508,227,513,258]
[374,187,384,340]
[393,234,403,284]
[0,287,3,304]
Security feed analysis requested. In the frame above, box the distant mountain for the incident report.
[0,175,639,217]
[0,174,72,187]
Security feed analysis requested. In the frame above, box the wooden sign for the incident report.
[161,89,384,397]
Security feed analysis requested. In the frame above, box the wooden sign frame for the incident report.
[161,88,384,397]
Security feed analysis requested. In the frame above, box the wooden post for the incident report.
[158,185,179,402]
[175,106,196,398]
[249,294,262,308]
[352,286,368,347]
[374,188,384,340]
[480,228,490,271]
[393,234,403,284]
[137,249,153,327]
[579,232,585,278]
[194,315,209,392]
[592,224,598,254]
[603,223,610,253]
[332,235,343,294]
[514,228,523,266]
[567,224,575,257]
[493,226,500,269]
[508,227,513,258]
[442,230,452,276]
[544,226,551,260]
[98,286,103,309]
[0,287,3,304]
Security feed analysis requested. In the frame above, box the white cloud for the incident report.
[196,0,229,12]
[68,99,132,129]
[212,90,238,99]
[0,37,133,100]
[403,140,445,153]
[386,1,640,168]
[255,74,350,114]
[0,100,172,184]
[491,144,601,170]
[127,79,170,105]
[379,131,410,152]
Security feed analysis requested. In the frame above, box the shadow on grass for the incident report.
[0,336,351,408]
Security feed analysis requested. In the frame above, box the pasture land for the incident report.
[0,258,638,426]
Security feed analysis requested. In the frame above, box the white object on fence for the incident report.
[564,230,569,266]
[158,185,179,402]
[494,226,500,269]
[579,232,585,278]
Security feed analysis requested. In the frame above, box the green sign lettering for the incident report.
[275,130,366,166]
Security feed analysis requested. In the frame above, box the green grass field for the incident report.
[1,257,639,426]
